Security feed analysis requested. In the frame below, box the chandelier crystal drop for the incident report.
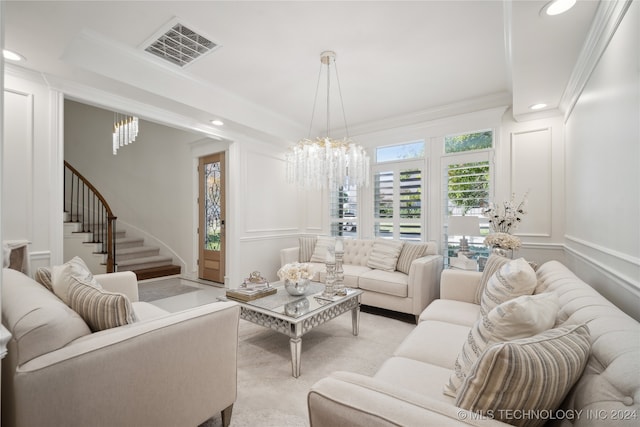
[112,113,139,155]
[285,51,370,189]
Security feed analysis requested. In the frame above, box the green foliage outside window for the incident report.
[445,130,492,153]
[445,130,492,214]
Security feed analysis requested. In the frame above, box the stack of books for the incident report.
[226,286,276,302]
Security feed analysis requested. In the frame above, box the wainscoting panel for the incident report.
[244,151,298,233]
[511,128,552,237]
[3,89,34,242]
[564,238,640,321]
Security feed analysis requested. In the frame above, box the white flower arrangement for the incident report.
[277,262,314,282]
[484,232,522,250]
[482,191,529,234]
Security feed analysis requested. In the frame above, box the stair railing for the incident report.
[64,161,117,272]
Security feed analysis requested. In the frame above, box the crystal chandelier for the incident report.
[112,113,139,155]
[286,51,370,190]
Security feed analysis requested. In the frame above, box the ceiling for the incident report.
[4,1,599,142]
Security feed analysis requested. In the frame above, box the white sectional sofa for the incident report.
[1,266,240,427]
[281,237,443,321]
[308,258,640,426]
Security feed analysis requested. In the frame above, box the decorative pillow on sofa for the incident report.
[474,254,510,303]
[35,267,54,292]
[366,239,405,272]
[455,323,591,427]
[396,242,428,274]
[67,276,137,332]
[310,236,336,263]
[298,236,317,263]
[444,292,560,397]
[51,256,100,305]
[480,257,537,318]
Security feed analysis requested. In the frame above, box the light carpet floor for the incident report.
[201,310,415,427]
[138,279,203,302]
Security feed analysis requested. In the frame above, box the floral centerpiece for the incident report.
[277,262,315,281]
[482,192,528,253]
[484,232,522,251]
[277,262,315,296]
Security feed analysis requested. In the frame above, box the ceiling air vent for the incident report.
[144,20,219,67]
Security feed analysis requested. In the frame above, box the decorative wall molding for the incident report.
[564,234,640,293]
[510,127,553,237]
[560,0,633,121]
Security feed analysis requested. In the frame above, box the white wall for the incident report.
[563,1,640,319]
[2,68,62,272]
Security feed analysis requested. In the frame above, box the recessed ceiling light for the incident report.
[210,119,224,126]
[541,0,576,16]
[529,103,548,110]
[3,49,25,62]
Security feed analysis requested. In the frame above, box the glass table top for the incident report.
[238,281,361,319]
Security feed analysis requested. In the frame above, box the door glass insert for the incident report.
[204,161,222,251]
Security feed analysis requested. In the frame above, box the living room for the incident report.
[1,1,639,426]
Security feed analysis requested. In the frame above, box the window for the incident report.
[377,140,425,163]
[374,163,424,241]
[442,130,494,262]
[373,141,425,241]
[445,129,493,153]
[330,185,358,237]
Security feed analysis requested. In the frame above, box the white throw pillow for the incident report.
[480,257,537,318]
[444,292,560,397]
[309,236,336,263]
[366,239,405,272]
[51,256,100,305]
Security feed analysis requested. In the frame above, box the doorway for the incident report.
[198,153,226,283]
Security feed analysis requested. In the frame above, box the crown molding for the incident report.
[559,0,633,122]
[346,91,512,137]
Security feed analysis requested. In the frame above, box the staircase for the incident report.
[64,213,181,279]
[63,161,180,280]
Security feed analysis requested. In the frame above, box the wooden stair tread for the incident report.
[132,265,182,281]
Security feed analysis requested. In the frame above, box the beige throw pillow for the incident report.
[474,254,510,303]
[366,239,405,272]
[68,276,137,332]
[51,256,99,305]
[444,292,560,397]
[396,242,428,274]
[309,236,336,263]
[480,257,537,318]
[455,324,591,427]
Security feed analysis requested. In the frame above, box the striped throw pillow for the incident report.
[298,236,317,262]
[366,239,405,272]
[35,267,54,292]
[310,236,336,263]
[455,324,591,427]
[474,254,510,303]
[480,257,537,318]
[444,292,559,397]
[68,276,137,332]
[396,242,428,274]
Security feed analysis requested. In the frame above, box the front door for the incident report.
[198,153,225,283]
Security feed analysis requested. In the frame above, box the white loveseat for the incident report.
[281,237,443,321]
[1,267,240,427]
[308,259,640,426]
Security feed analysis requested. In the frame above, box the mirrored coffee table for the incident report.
[221,281,362,377]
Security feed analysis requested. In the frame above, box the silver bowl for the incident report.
[284,278,310,296]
